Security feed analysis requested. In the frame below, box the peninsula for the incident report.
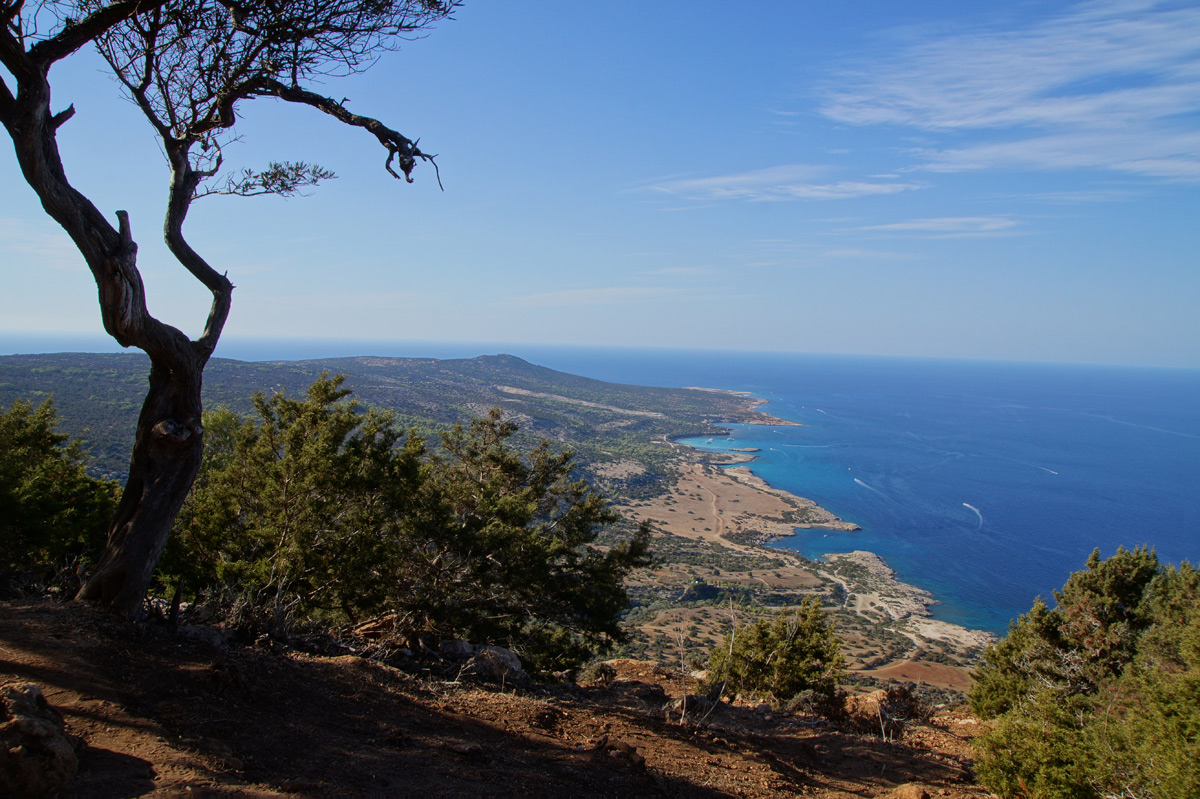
[0,351,991,690]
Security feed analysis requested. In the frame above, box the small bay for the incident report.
[6,335,1197,634]
[519,348,1200,634]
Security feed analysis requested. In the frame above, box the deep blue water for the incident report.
[489,346,1200,634]
[6,335,1199,634]
[666,356,1200,633]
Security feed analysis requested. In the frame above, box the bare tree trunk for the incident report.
[76,356,206,614]
[2,34,230,616]
[4,0,435,615]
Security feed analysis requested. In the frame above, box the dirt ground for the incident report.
[621,463,821,551]
[1,598,992,798]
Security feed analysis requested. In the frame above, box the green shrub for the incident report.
[164,375,652,672]
[707,597,844,709]
[970,548,1200,799]
[0,398,117,579]
[578,660,617,687]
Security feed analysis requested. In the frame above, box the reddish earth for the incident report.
[1,598,992,797]
[864,663,975,694]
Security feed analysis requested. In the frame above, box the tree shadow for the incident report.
[66,748,157,799]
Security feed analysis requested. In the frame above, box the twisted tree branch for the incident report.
[254,78,441,186]
[29,0,170,67]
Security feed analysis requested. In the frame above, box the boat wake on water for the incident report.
[853,478,887,497]
[963,502,983,531]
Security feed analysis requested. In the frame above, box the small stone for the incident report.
[0,682,79,797]
[279,778,317,793]
[671,694,713,714]
[446,742,483,756]
[438,638,475,658]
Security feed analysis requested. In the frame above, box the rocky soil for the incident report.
[1,598,994,798]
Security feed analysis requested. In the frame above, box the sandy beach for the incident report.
[618,407,995,686]
[622,460,989,635]
[621,462,858,553]
[683,387,804,426]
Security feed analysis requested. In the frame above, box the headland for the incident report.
[616,387,993,692]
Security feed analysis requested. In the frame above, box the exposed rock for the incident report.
[842,684,926,739]
[886,784,930,799]
[670,694,714,715]
[478,645,522,673]
[438,638,475,659]
[0,682,79,797]
[463,646,532,687]
[176,623,228,648]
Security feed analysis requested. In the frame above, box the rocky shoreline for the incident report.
[723,465,860,532]
[683,387,804,426]
[658,391,995,654]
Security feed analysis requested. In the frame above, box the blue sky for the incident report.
[2,0,1199,367]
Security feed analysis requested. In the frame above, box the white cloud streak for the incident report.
[821,248,912,259]
[821,0,1200,180]
[646,164,925,202]
[860,216,1020,237]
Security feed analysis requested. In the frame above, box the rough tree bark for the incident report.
[2,0,449,614]
[1,4,229,614]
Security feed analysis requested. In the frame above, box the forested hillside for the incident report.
[0,352,770,488]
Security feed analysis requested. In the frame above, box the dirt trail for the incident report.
[704,478,725,538]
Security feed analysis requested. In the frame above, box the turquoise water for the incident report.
[663,357,1200,633]
[491,347,1199,634]
[7,335,1198,634]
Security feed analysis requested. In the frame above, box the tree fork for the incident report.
[4,0,450,614]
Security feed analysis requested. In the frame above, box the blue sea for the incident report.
[5,334,1199,634]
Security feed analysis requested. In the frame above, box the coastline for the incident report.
[819,551,994,652]
[682,387,804,426]
[626,388,996,664]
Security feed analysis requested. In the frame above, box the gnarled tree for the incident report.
[0,0,456,614]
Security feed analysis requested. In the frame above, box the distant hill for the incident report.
[0,351,772,489]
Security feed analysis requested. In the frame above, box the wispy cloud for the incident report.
[645,164,925,203]
[917,130,1200,179]
[821,0,1200,180]
[860,216,1020,238]
[501,286,678,308]
[989,188,1137,204]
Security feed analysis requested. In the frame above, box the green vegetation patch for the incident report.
[969,547,1200,799]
